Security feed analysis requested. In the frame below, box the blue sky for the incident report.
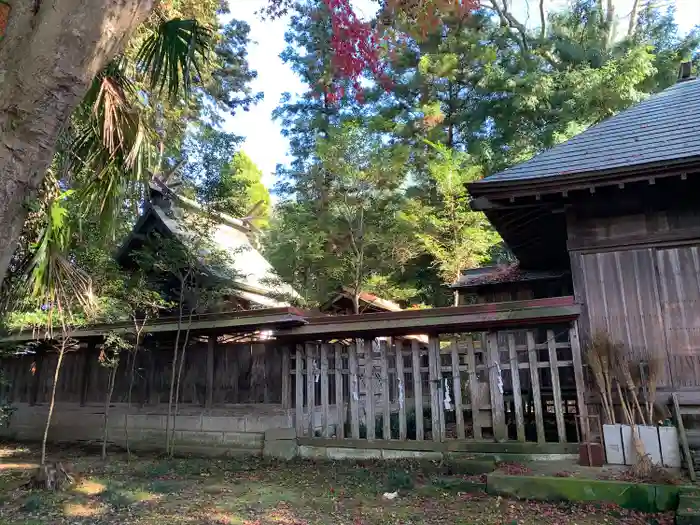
[222,0,700,190]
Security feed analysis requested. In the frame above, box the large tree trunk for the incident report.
[0,0,155,286]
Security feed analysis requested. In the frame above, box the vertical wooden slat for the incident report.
[320,343,330,438]
[306,343,316,437]
[281,345,291,409]
[450,337,465,440]
[465,336,481,439]
[396,340,407,440]
[80,342,95,407]
[334,344,344,439]
[206,335,215,409]
[547,329,566,443]
[428,335,442,442]
[380,340,391,439]
[349,341,360,439]
[411,340,424,441]
[527,330,545,443]
[569,321,589,439]
[507,333,525,442]
[364,339,376,439]
[295,345,304,437]
[487,332,506,441]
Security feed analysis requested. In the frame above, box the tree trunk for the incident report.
[125,321,146,458]
[41,342,67,465]
[169,310,194,456]
[101,363,118,460]
[0,0,155,287]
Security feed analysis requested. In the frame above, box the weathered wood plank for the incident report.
[364,339,376,440]
[569,321,589,438]
[349,341,360,439]
[527,330,545,443]
[507,333,525,442]
[487,332,506,441]
[547,329,566,442]
[306,343,316,437]
[450,337,465,440]
[411,340,424,441]
[428,335,442,442]
[79,342,95,407]
[334,344,344,439]
[465,336,481,439]
[380,340,391,439]
[206,336,215,409]
[320,343,330,438]
[673,393,696,482]
[295,345,304,437]
[396,340,407,440]
[281,345,291,410]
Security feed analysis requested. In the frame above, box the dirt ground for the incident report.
[0,443,675,525]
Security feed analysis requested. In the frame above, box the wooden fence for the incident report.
[285,322,587,444]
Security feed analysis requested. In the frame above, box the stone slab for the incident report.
[298,445,329,459]
[444,455,496,475]
[175,431,224,446]
[264,427,297,441]
[325,447,382,460]
[487,473,658,512]
[677,496,700,525]
[264,439,298,460]
[381,449,443,461]
[221,431,263,448]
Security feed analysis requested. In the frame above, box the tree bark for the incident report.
[101,362,118,460]
[0,0,155,287]
[41,341,67,465]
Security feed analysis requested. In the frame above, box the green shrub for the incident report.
[386,469,414,491]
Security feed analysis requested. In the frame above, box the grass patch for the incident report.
[20,492,46,512]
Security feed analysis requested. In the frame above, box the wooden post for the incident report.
[380,340,391,439]
[80,341,96,407]
[349,340,360,439]
[547,329,566,442]
[450,337,465,440]
[569,321,589,437]
[396,340,407,440]
[487,332,507,441]
[295,345,304,437]
[507,333,525,441]
[465,336,481,439]
[320,343,330,438]
[306,343,316,437]
[334,344,344,439]
[411,340,424,441]
[30,348,45,406]
[364,339,376,440]
[527,330,546,443]
[428,335,442,442]
[206,335,215,409]
[281,345,291,409]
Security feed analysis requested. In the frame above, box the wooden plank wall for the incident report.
[0,339,284,407]
[568,209,700,389]
[289,322,585,443]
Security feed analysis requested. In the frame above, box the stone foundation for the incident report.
[0,403,295,456]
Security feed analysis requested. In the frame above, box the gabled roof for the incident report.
[117,184,299,308]
[473,78,700,187]
[321,287,403,314]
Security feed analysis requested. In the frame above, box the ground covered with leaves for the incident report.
[0,443,675,524]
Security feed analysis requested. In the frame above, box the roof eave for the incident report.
[469,156,700,202]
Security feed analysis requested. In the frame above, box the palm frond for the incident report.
[136,18,212,101]
[15,192,95,333]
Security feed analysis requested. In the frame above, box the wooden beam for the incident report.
[205,335,215,409]
[334,344,344,439]
[527,330,546,443]
[295,345,304,437]
[487,332,507,441]
[507,333,525,442]
[412,340,424,441]
[281,345,291,409]
[349,341,360,439]
[395,339,407,441]
[450,337,465,440]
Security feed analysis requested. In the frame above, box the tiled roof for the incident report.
[473,78,700,185]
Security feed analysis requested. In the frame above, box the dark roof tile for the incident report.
[474,79,700,185]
